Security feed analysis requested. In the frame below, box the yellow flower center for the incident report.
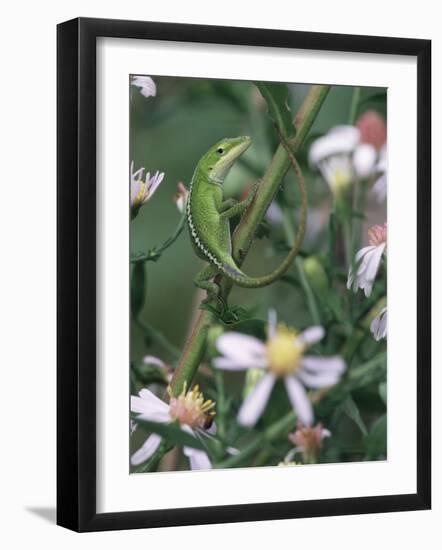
[331,167,352,193]
[168,384,215,430]
[266,325,305,377]
[133,182,147,208]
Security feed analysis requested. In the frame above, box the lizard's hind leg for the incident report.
[194,264,226,313]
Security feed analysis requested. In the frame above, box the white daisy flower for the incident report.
[370,306,387,341]
[309,125,378,195]
[213,312,346,428]
[347,223,387,297]
[130,161,165,211]
[372,145,387,203]
[131,75,157,98]
[131,384,215,469]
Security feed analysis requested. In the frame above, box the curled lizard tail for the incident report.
[221,136,307,289]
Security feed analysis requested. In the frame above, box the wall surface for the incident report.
[0,1,439,548]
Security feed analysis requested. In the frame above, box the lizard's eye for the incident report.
[216,147,224,155]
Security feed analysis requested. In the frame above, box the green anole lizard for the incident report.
[187,135,306,305]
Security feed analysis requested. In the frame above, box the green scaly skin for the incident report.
[187,135,307,303]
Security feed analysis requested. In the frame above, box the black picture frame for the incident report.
[57,17,431,532]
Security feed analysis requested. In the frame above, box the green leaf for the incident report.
[341,396,368,436]
[365,414,387,459]
[133,416,205,450]
[256,82,295,139]
[379,382,387,405]
[348,352,387,388]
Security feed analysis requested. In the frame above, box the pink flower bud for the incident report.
[356,110,387,151]
[288,423,330,463]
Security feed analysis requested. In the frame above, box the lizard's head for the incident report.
[203,136,252,183]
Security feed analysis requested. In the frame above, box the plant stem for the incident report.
[342,215,353,269]
[348,86,361,125]
[131,211,186,264]
[295,257,321,326]
[281,203,321,326]
[214,370,227,439]
[135,318,181,360]
[168,310,214,394]
[215,411,296,468]
[169,85,331,397]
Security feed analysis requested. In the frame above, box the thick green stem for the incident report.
[168,310,214,394]
[169,85,331,397]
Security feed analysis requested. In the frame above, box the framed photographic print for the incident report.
[57,18,431,532]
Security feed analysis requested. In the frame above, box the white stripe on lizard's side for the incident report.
[186,180,223,270]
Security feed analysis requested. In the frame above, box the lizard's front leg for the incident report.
[218,198,238,213]
[219,182,259,220]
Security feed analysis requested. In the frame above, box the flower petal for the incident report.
[214,332,266,370]
[267,309,278,339]
[347,244,385,296]
[376,145,387,172]
[212,356,266,370]
[135,410,171,424]
[131,75,157,98]
[284,376,314,426]
[370,306,387,341]
[227,446,240,455]
[130,180,142,206]
[130,161,144,181]
[143,355,166,368]
[372,174,387,203]
[206,421,217,435]
[309,126,360,165]
[131,388,169,422]
[183,447,212,470]
[145,171,165,201]
[237,373,275,427]
[353,143,377,178]
[301,355,346,374]
[298,326,325,346]
[130,433,162,465]
[297,369,342,389]
[266,202,284,225]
